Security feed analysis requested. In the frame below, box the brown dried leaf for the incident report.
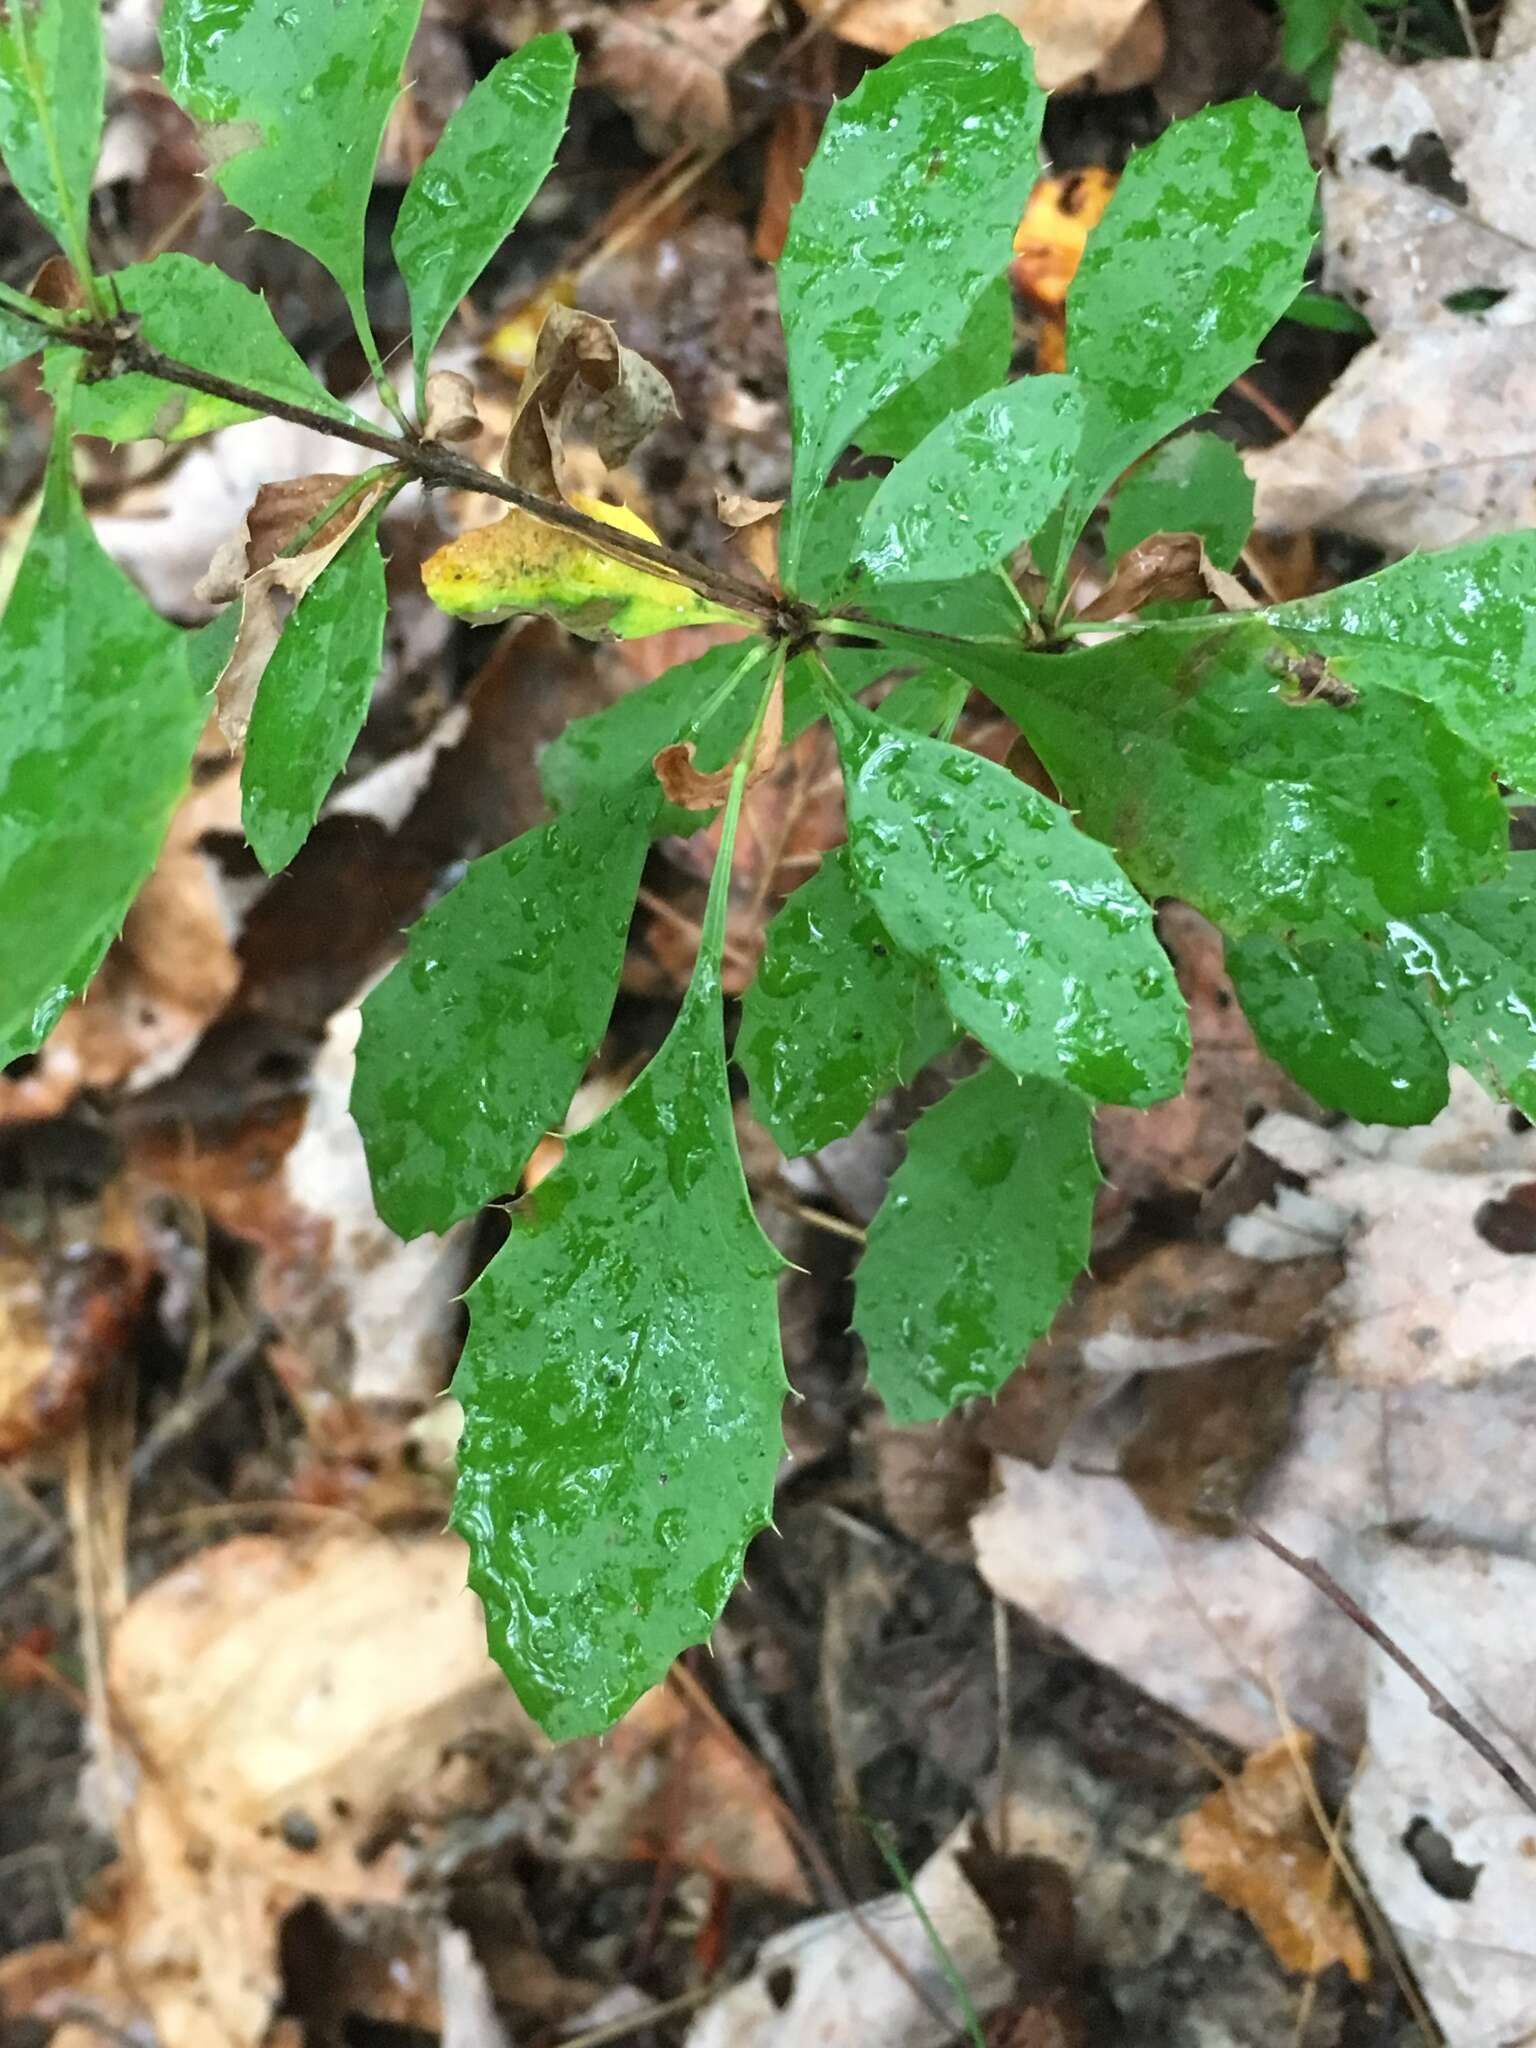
[1180,1736,1370,1984]
[815,0,1155,90]
[421,368,482,445]
[587,0,773,152]
[199,473,395,744]
[1118,1350,1302,1535]
[653,662,783,808]
[1077,531,1254,622]
[0,1244,145,1463]
[501,302,678,504]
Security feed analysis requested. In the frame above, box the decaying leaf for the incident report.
[501,301,678,503]
[198,471,396,743]
[1076,530,1254,621]
[812,0,1162,91]
[0,1241,144,1462]
[654,664,783,807]
[1013,166,1118,370]
[423,492,746,639]
[1180,1735,1370,1984]
[585,0,773,151]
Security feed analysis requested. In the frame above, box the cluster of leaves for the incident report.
[3,0,1535,1740]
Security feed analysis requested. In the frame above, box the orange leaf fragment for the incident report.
[1180,1734,1370,1984]
[1012,167,1118,372]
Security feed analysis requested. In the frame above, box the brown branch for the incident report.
[36,309,799,632]
[1240,1515,1536,1818]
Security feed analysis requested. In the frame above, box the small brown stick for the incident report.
[1240,1516,1536,1818]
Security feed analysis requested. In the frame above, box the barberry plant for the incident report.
[3,0,1533,1738]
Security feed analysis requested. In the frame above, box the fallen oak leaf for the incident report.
[196,470,397,743]
[423,492,748,639]
[502,301,678,504]
[653,662,783,808]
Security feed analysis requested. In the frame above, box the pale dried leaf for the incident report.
[422,369,482,446]
[811,0,1156,90]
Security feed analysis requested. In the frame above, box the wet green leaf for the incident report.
[45,253,354,442]
[878,666,969,738]
[0,405,203,1062]
[1103,432,1255,572]
[779,17,1044,577]
[855,375,1082,586]
[1262,532,1536,786]
[1389,859,1536,1119]
[802,479,1033,641]
[855,272,1014,460]
[242,509,387,874]
[0,298,44,372]
[353,778,657,1240]
[855,1063,1097,1422]
[1227,933,1449,1125]
[452,801,786,1739]
[988,622,1507,939]
[159,0,423,331]
[826,695,1189,1106]
[1043,99,1313,577]
[737,847,956,1156]
[0,0,102,278]
[394,34,575,417]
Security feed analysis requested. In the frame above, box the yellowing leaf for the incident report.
[422,496,748,640]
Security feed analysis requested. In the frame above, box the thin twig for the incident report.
[25,309,796,630]
[1240,1516,1536,1818]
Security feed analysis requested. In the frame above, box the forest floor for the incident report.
[3,1,1534,2044]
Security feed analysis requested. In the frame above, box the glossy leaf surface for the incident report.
[242,509,387,874]
[0,410,202,1061]
[855,375,1082,585]
[354,780,656,1240]
[737,847,956,1157]
[1227,934,1449,1125]
[856,1064,1097,1422]
[828,697,1189,1106]
[1389,860,1536,1119]
[0,0,102,275]
[778,16,1043,576]
[992,623,1506,939]
[1263,532,1536,786]
[394,34,575,415]
[1046,99,1313,573]
[159,0,423,311]
[452,848,786,1738]
[47,253,354,442]
[1103,431,1255,571]
[802,479,1032,640]
[855,272,1013,460]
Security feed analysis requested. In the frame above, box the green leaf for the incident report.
[1226,933,1449,1125]
[1261,533,1536,787]
[0,298,45,372]
[737,847,956,1157]
[452,786,786,1739]
[1389,859,1536,1119]
[159,0,423,335]
[1284,286,1372,336]
[879,666,969,738]
[1103,432,1255,572]
[353,778,657,1240]
[855,1064,1097,1422]
[0,0,103,282]
[241,509,387,874]
[1044,99,1314,579]
[986,622,1507,939]
[855,375,1082,586]
[394,33,575,418]
[44,253,355,442]
[825,693,1189,1106]
[0,405,203,1063]
[855,272,1014,460]
[802,479,1033,641]
[778,16,1044,577]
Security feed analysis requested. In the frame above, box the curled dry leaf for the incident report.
[198,471,396,744]
[1180,1734,1370,1985]
[421,368,482,445]
[1076,531,1254,622]
[654,666,783,808]
[501,301,678,504]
